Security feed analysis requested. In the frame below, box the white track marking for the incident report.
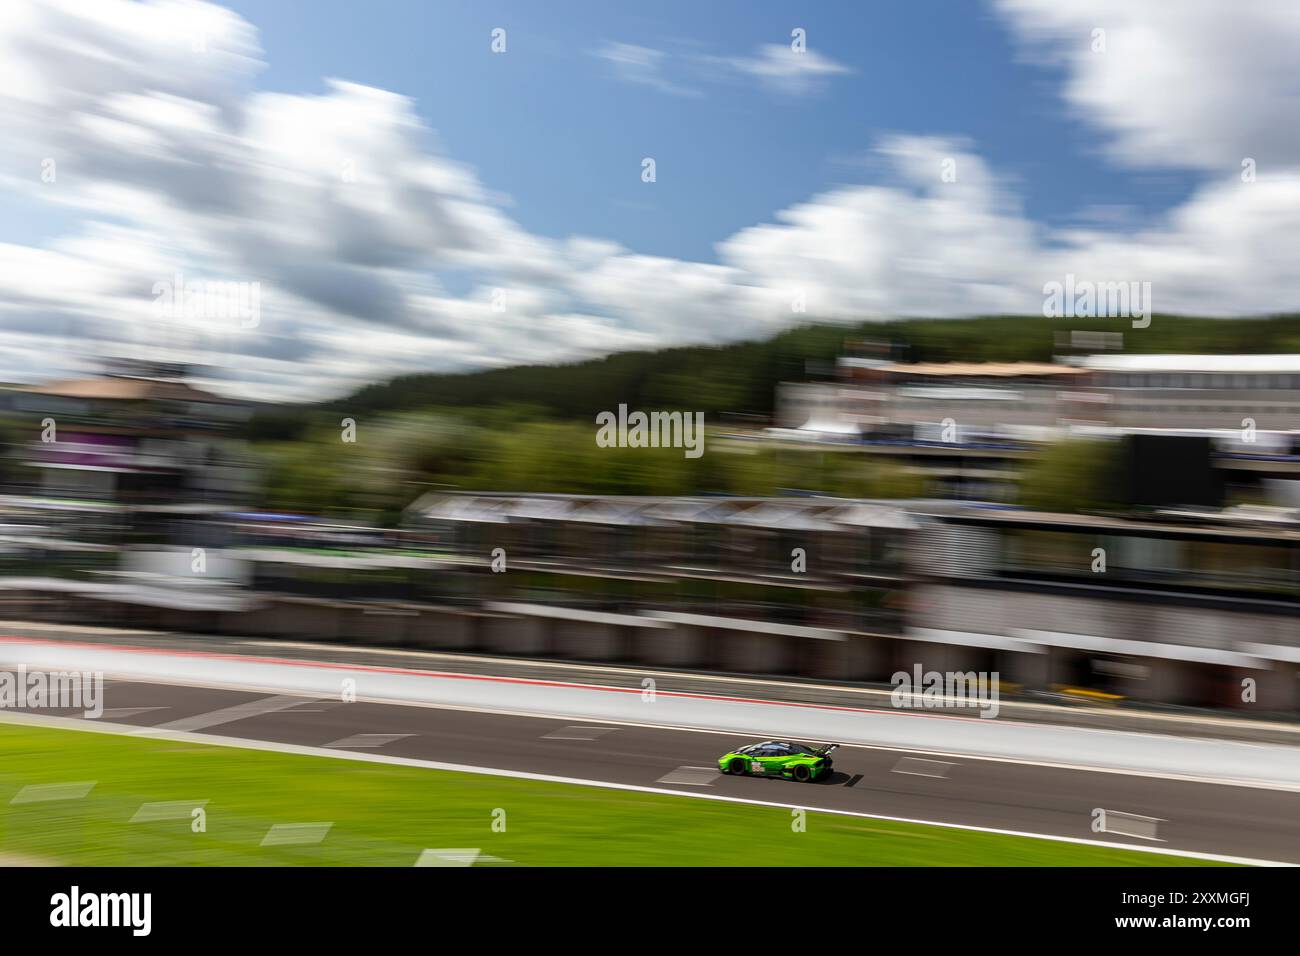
[130,799,208,823]
[0,711,1287,867]
[99,707,169,720]
[155,695,319,732]
[656,766,718,787]
[280,702,346,714]
[1097,810,1165,842]
[10,781,96,804]
[541,726,614,741]
[326,733,412,749]
[285,701,346,712]
[892,757,956,778]
[261,822,332,847]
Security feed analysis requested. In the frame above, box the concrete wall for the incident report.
[631,623,708,669]
[551,620,631,661]
[912,583,1300,652]
[799,635,891,682]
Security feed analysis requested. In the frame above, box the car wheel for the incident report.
[793,764,811,783]
[728,758,747,775]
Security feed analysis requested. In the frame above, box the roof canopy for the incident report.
[408,493,918,531]
[883,362,1084,378]
[21,377,234,403]
[1071,354,1300,373]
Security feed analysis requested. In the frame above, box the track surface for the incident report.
[12,674,1300,864]
[6,621,1300,743]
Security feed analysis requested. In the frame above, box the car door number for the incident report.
[751,761,763,774]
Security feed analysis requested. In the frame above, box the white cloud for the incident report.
[591,42,701,98]
[594,38,853,99]
[0,0,1295,402]
[712,43,854,95]
[725,134,1300,321]
[720,136,1039,319]
[997,0,1300,170]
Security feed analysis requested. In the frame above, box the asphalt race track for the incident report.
[6,666,1300,864]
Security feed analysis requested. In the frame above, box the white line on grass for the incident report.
[131,799,208,823]
[10,781,96,804]
[261,822,332,847]
[412,848,512,866]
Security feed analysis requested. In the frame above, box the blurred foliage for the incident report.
[250,411,927,521]
[1018,439,1122,513]
[311,313,1300,421]
[240,406,312,443]
[0,420,14,483]
[239,312,1299,518]
[301,322,854,423]
[239,314,1300,438]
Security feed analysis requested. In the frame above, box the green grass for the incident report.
[0,722,1227,866]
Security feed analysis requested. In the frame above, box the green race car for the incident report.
[717,740,839,782]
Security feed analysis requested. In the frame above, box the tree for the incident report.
[1018,439,1120,513]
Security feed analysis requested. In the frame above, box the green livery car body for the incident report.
[716,740,839,782]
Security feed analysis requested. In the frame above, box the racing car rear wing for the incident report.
[814,743,839,756]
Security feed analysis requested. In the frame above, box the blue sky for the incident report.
[223,0,1196,263]
[0,0,1295,399]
